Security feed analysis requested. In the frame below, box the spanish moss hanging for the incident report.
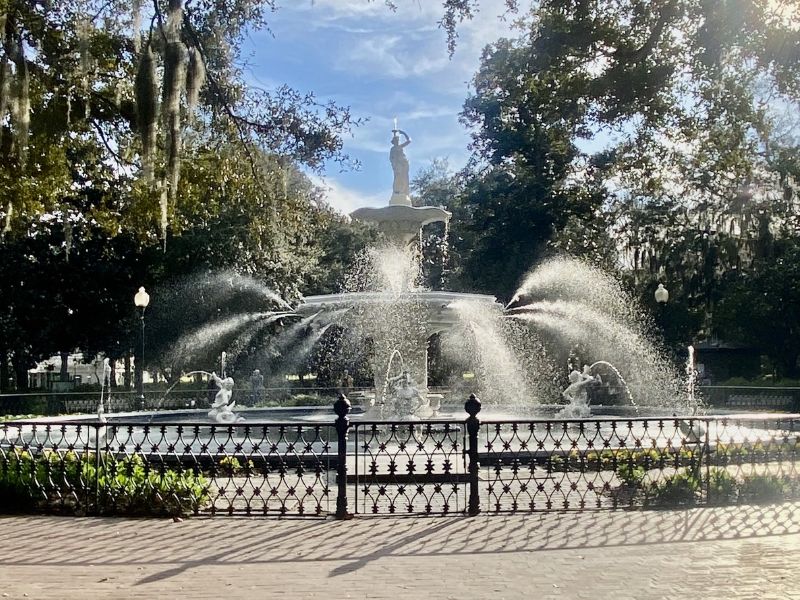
[131,0,142,52]
[186,46,205,113]
[13,36,29,169]
[135,44,158,182]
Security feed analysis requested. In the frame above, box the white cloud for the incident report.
[297,0,441,25]
[311,175,385,214]
[283,0,517,81]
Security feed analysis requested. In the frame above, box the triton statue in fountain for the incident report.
[559,365,602,418]
[385,370,432,420]
[208,372,243,424]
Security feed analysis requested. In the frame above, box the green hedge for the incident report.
[0,451,209,516]
[640,468,795,507]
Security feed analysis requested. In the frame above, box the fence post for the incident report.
[333,393,352,520]
[93,423,102,516]
[465,393,481,516]
[703,419,711,504]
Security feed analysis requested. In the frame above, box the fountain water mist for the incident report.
[98,358,112,419]
[380,349,406,407]
[165,311,293,366]
[687,345,697,407]
[588,361,636,408]
[507,257,686,410]
[446,301,537,408]
[265,322,334,390]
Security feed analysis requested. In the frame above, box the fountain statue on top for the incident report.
[389,129,412,205]
[208,372,244,423]
[351,124,451,246]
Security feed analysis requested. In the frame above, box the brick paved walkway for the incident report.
[2,503,800,599]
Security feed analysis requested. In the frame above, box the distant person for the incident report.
[250,369,265,405]
[341,370,354,392]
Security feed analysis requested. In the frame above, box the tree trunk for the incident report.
[0,345,9,393]
[123,353,132,390]
[11,350,29,392]
[59,350,70,382]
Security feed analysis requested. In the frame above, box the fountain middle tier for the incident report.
[298,290,500,332]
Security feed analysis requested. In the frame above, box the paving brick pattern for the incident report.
[2,503,800,599]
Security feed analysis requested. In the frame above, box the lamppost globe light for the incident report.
[655,283,669,304]
[134,286,150,309]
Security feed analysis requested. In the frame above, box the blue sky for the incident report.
[241,0,519,213]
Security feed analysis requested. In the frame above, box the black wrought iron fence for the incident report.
[479,414,799,511]
[699,386,800,411]
[1,395,799,518]
[0,420,334,516]
[350,421,465,515]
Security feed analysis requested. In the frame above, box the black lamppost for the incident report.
[134,286,150,409]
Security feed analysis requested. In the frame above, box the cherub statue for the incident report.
[559,365,601,418]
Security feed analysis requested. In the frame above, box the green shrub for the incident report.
[647,470,701,506]
[216,456,254,476]
[707,468,738,504]
[282,394,334,407]
[218,456,242,475]
[738,474,785,505]
[88,455,210,516]
[0,451,209,517]
[616,463,646,487]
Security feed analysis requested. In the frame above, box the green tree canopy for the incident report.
[451,0,800,308]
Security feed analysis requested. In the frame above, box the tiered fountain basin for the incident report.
[297,290,500,331]
[350,204,451,245]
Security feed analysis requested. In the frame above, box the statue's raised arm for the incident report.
[392,129,411,147]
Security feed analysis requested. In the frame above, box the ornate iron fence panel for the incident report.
[1,421,334,517]
[351,421,465,514]
[480,415,800,512]
[0,422,96,514]
[705,415,800,503]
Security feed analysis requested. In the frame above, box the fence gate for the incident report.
[349,421,465,515]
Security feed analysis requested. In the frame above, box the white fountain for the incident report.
[152,129,688,421]
[207,371,243,423]
[297,126,501,417]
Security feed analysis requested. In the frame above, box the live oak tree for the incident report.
[452,0,800,323]
[714,235,800,378]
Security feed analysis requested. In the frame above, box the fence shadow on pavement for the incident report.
[2,502,800,584]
